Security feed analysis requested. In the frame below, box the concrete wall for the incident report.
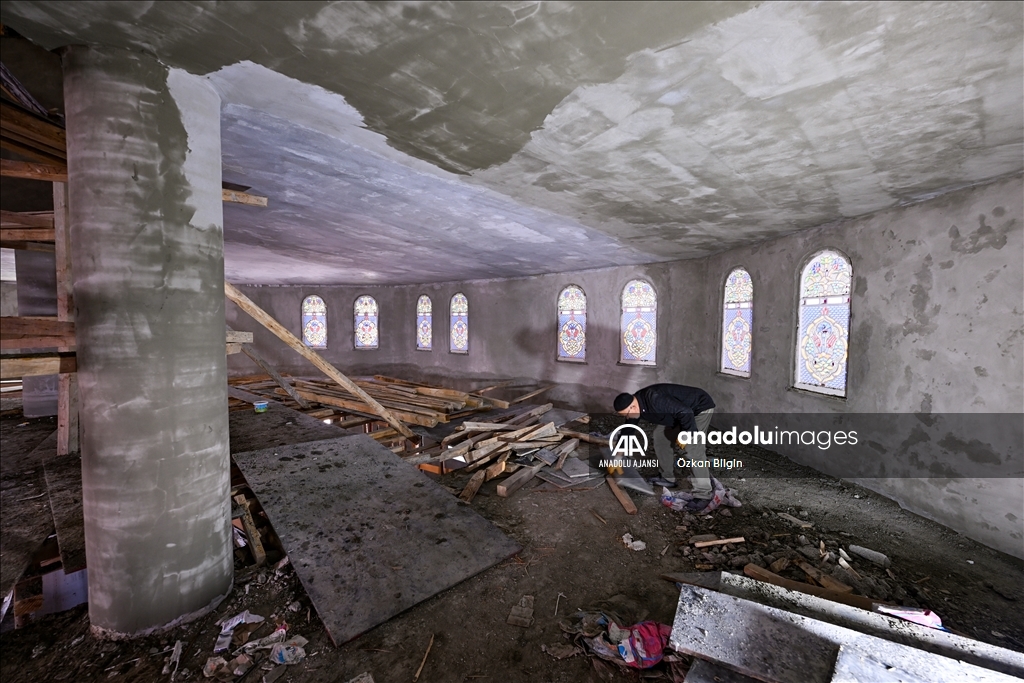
[231,175,1023,557]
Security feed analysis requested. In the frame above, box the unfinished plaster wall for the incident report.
[693,175,1024,559]
[234,177,1022,558]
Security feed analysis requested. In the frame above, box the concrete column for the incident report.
[63,46,231,637]
[15,249,59,417]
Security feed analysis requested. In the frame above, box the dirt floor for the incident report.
[1,406,1022,683]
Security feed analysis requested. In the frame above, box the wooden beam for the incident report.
[0,227,54,242]
[0,158,67,182]
[0,352,76,379]
[230,326,311,410]
[226,343,242,355]
[0,240,55,252]
[54,181,77,455]
[0,210,54,228]
[290,388,436,428]
[225,329,254,344]
[497,461,546,497]
[509,384,556,404]
[224,281,413,438]
[0,133,66,165]
[0,102,66,155]
[743,564,879,612]
[606,476,638,514]
[221,189,267,207]
[0,316,75,350]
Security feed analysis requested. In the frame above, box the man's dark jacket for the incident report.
[631,384,715,441]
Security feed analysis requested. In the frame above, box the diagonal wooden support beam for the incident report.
[224,282,413,438]
[227,325,310,410]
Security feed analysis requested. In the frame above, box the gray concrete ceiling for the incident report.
[2,1,1022,285]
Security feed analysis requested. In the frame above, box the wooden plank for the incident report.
[556,428,607,445]
[743,564,879,612]
[459,471,486,503]
[43,454,86,573]
[291,388,437,427]
[606,475,637,514]
[484,452,511,481]
[233,331,310,410]
[0,210,53,229]
[0,158,67,182]
[221,189,268,207]
[497,461,546,497]
[54,182,76,456]
[226,330,254,344]
[226,342,242,355]
[224,282,414,438]
[0,239,56,252]
[0,316,75,350]
[0,227,54,242]
[0,132,65,165]
[0,352,76,378]
[795,559,853,594]
[671,584,1013,683]
[509,384,556,404]
[0,102,66,154]
[232,435,520,645]
[693,536,745,548]
[233,494,266,566]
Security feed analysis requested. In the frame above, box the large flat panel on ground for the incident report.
[43,453,85,573]
[233,434,521,645]
[229,398,347,454]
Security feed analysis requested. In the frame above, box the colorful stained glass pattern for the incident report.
[620,279,657,364]
[721,268,753,376]
[301,295,327,348]
[450,293,468,354]
[796,251,852,395]
[557,285,586,361]
[416,295,432,351]
[354,295,379,349]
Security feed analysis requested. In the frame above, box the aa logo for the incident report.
[609,424,649,458]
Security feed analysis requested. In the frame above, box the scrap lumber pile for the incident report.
[417,403,600,502]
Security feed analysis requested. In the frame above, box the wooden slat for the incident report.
[0,240,55,252]
[0,316,75,350]
[0,227,54,241]
[54,181,76,455]
[225,330,254,344]
[224,282,413,438]
[290,388,436,428]
[743,564,878,611]
[0,210,53,229]
[0,102,66,154]
[222,189,268,207]
[497,461,546,497]
[0,352,76,379]
[606,476,638,514]
[509,384,556,404]
[0,158,67,182]
[0,131,65,165]
[232,329,310,410]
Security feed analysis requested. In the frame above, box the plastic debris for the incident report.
[660,476,741,514]
[621,533,647,551]
[238,622,288,653]
[616,621,673,669]
[875,605,945,630]
[214,610,264,653]
[162,640,183,679]
[268,635,308,665]
[202,656,228,679]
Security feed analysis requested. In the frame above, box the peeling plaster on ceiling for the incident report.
[218,99,659,285]
[2,1,1022,285]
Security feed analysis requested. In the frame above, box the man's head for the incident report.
[614,392,640,418]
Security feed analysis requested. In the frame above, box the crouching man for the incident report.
[613,384,715,499]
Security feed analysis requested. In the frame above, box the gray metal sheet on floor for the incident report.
[232,434,521,645]
[44,453,86,573]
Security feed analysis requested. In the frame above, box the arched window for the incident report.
[416,295,432,351]
[620,279,657,365]
[557,285,587,362]
[450,293,468,354]
[721,268,753,377]
[354,295,379,349]
[795,250,852,396]
[301,295,327,348]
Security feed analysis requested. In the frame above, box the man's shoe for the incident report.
[650,477,678,488]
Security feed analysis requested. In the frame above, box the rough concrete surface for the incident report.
[63,46,231,636]
[1,2,1020,283]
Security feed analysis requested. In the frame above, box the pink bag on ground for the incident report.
[616,621,672,668]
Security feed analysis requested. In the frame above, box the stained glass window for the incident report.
[354,295,379,349]
[721,268,753,377]
[795,250,852,396]
[620,279,656,365]
[301,295,327,349]
[557,285,586,361]
[416,295,432,351]
[450,293,468,354]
